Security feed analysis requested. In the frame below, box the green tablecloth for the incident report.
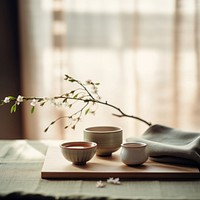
[0,140,200,200]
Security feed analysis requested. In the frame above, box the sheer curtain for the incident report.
[18,0,200,140]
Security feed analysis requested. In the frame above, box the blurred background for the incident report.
[0,0,200,140]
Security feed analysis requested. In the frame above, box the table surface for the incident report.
[0,140,200,200]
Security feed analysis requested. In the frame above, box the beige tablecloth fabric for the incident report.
[0,140,200,200]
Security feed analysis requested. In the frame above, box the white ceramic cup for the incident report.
[120,142,148,165]
[84,126,123,156]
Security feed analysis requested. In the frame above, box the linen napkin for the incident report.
[126,124,200,166]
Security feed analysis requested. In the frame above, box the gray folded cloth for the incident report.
[126,124,200,166]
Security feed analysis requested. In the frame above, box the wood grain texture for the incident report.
[41,146,200,179]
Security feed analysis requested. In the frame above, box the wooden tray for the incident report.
[41,146,200,179]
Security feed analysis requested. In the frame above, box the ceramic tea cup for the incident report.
[84,126,123,156]
[60,141,97,165]
[120,142,148,165]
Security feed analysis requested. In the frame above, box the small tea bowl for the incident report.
[60,141,97,165]
[120,142,148,165]
[84,126,122,156]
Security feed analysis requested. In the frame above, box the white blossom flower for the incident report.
[62,102,68,107]
[3,97,10,103]
[56,101,63,107]
[96,180,105,188]
[16,95,24,105]
[30,99,37,107]
[17,95,23,102]
[107,177,121,185]
[50,98,56,105]
[43,97,49,101]
[86,79,92,84]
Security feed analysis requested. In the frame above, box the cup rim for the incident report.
[84,126,122,133]
[60,141,97,150]
[121,142,147,148]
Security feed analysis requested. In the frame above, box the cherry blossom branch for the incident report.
[0,74,151,131]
